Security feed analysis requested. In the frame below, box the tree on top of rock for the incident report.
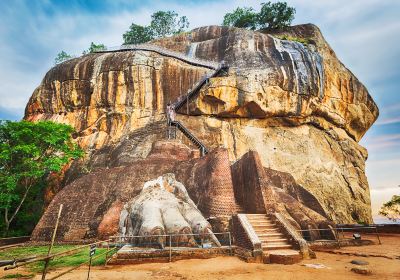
[258,1,296,29]
[223,7,258,30]
[123,10,189,45]
[222,1,296,30]
[83,42,107,55]
[123,24,154,45]
[54,51,74,65]
[150,11,189,38]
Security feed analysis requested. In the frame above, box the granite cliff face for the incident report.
[26,24,378,240]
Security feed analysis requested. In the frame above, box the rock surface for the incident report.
[26,24,378,240]
[351,266,372,275]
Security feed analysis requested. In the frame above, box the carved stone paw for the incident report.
[119,173,221,248]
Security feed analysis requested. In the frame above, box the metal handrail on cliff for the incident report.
[170,120,208,156]
[167,62,228,156]
[172,61,228,112]
[97,44,229,157]
[94,43,219,70]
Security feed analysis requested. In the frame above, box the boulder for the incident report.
[26,24,378,240]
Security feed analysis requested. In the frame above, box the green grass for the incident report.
[275,35,312,46]
[0,245,109,274]
[1,273,34,279]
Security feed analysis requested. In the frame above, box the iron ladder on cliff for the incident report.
[168,61,229,156]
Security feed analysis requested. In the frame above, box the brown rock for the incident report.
[351,266,372,275]
[26,24,378,240]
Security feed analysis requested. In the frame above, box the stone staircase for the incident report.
[246,214,302,264]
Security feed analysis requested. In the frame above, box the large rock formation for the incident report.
[26,24,378,240]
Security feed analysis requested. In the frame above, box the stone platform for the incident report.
[108,245,234,264]
[264,249,302,265]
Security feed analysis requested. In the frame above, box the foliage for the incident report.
[0,245,108,273]
[123,10,190,45]
[222,1,295,30]
[379,194,400,222]
[149,11,189,38]
[275,34,311,45]
[0,120,83,236]
[123,24,154,44]
[82,42,107,54]
[258,1,296,29]
[222,7,258,30]
[54,51,73,65]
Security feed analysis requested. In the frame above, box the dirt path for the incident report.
[32,252,400,280]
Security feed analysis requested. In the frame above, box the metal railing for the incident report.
[95,43,220,70]
[114,232,232,263]
[0,236,30,248]
[2,239,117,280]
[2,232,232,279]
[297,225,382,246]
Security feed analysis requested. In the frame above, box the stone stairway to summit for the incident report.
[246,214,302,264]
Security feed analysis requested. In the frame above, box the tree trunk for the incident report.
[4,208,10,237]
[4,182,32,236]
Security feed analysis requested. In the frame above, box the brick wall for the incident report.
[231,151,266,214]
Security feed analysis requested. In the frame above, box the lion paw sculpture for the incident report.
[119,173,221,248]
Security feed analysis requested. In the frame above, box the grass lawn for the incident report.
[0,245,111,274]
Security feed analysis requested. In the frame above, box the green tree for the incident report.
[150,11,189,38]
[122,10,190,45]
[83,42,107,54]
[379,194,400,222]
[222,2,295,30]
[54,51,73,65]
[0,120,83,236]
[123,24,154,45]
[222,7,258,30]
[258,1,296,29]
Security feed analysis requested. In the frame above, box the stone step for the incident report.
[249,221,275,226]
[254,228,281,234]
[247,218,271,222]
[247,219,273,223]
[267,249,302,265]
[261,238,288,243]
[246,215,270,219]
[257,233,285,238]
[262,244,292,250]
[252,225,279,230]
[246,214,268,216]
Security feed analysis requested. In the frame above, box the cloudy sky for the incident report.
[0,0,399,221]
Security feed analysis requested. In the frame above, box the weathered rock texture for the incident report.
[27,24,378,240]
[31,141,241,241]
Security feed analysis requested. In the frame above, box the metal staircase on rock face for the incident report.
[172,62,228,112]
[169,121,208,156]
[96,43,228,157]
[167,62,228,156]
[246,214,302,264]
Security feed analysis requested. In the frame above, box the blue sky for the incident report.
[0,0,399,220]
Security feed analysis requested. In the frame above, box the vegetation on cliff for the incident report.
[223,2,296,30]
[123,10,189,45]
[0,121,82,236]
